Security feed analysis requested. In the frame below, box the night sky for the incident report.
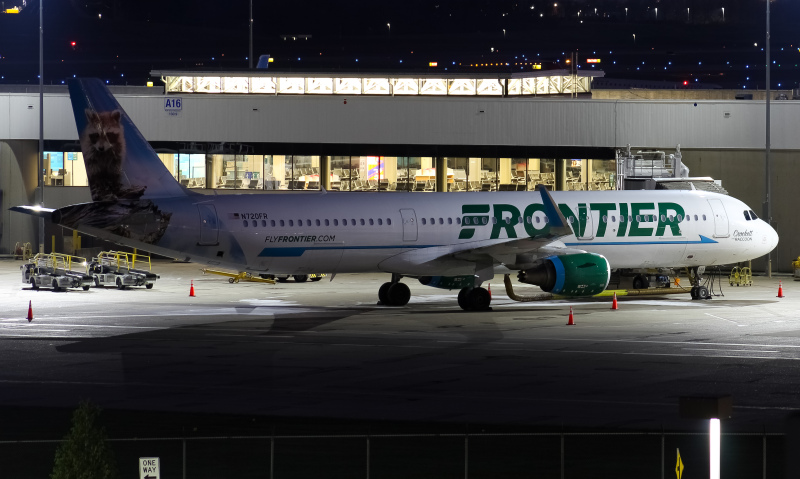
[0,0,798,89]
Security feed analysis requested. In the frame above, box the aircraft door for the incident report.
[197,204,219,245]
[400,208,418,241]
[707,199,729,238]
[576,203,594,240]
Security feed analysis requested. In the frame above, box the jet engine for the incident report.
[517,253,610,296]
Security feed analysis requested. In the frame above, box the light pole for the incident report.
[38,0,44,253]
[722,7,725,22]
[765,0,772,277]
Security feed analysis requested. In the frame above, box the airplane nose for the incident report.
[762,222,779,254]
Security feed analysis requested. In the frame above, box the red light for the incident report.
[683,81,688,86]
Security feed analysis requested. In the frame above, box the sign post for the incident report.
[139,457,160,479]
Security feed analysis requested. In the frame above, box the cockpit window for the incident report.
[744,211,751,221]
[749,210,759,220]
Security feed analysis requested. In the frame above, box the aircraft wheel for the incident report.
[690,286,699,300]
[457,287,473,310]
[82,285,90,291]
[632,274,650,290]
[30,277,38,290]
[387,282,411,306]
[294,275,309,283]
[698,286,710,300]
[146,283,154,289]
[466,287,491,311]
[378,282,391,304]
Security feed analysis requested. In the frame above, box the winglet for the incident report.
[536,184,572,236]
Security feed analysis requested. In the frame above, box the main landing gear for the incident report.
[378,274,411,306]
[457,286,492,311]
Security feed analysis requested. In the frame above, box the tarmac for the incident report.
[2,257,800,435]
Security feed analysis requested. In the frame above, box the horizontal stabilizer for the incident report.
[9,205,55,219]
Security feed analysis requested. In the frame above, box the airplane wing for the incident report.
[379,186,580,274]
[8,205,55,219]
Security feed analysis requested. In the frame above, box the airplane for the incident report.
[11,79,779,310]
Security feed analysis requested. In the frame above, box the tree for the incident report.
[51,401,119,479]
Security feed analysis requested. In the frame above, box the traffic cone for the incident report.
[190,280,196,297]
[27,300,33,322]
[567,306,574,325]
[611,292,619,310]
[487,284,492,298]
[777,281,784,298]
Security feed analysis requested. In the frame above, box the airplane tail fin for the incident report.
[67,79,187,202]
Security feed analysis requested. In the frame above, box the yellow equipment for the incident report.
[201,268,276,284]
[728,266,753,287]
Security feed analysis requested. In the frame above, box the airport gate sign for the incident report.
[139,457,160,479]
[164,97,182,116]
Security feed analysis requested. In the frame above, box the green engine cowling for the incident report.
[517,253,610,296]
[419,275,475,290]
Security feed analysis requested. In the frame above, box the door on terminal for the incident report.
[197,204,219,245]
[400,209,418,241]
[707,199,729,238]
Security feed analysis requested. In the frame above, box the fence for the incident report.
[0,430,786,478]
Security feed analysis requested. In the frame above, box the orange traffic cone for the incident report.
[27,300,33,322]
[190,280,196,297]
[611,292,619,310]
[567,306,574,325]
[777,281,785,298]
[488,284,492,298]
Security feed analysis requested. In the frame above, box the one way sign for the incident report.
[139,457,160,479]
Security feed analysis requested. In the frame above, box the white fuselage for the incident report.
[164,189,777,277]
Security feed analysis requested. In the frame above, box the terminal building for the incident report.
[1,69,798,271]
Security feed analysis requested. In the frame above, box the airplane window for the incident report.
[252,220,257,227]
[351,219,356,225]
[694,215,698,221]
[334,219,339,226]
[342,219,347,226]
[676,215,682,222]
[421,218,427,225]
[289,220,294,227]
[280,220,285,227]
[430,218,435,224]
[387,218,392,225]
[535,216,540,224]
[369,218,374,225]
[568,217,574,224]
[261,220,267,227]
[744,211,751,221]
[316,219,321,226]
[635,215,640,222]
[702,215,707,221]
[307,220,311,226]
[750,210,759,219]
[504,217,511,224]
[439,218,444,225]
[324,219,329,226]
[360,219,365,225]
[456,218,461,225]
[243,220,248,227]
[526,216,531,224]
[271,220,276,227]
[464,217,470,225]
[378,218,383,225]
[619,215,624,223]
[448,218,453,225]
[602,215,607,223]
[661,215,666,222]
[482,217,489,225]
[611,216,616,223]
[628,216,633,222]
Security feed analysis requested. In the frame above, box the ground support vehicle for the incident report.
[22,253,93,291]
[88,251,159,289]
[201,268,276,284]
